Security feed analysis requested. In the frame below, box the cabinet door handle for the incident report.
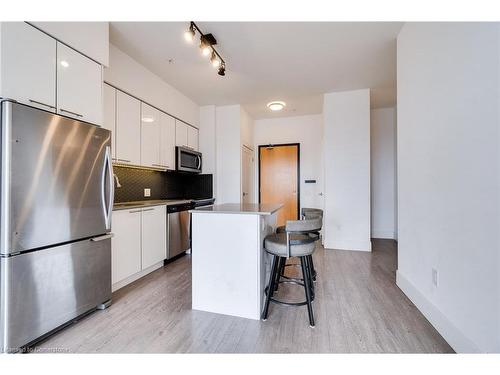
[116,159,131,163]
[60,108,83,117]
[129,209,142,213]
[29,99,56,110]
[142,208,154,212]
[152,163,170,169]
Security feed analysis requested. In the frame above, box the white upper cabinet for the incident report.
[103,84,116,159]
[140,103,161,168]
[176,120,198,151]
[0,22,56,111]
[175,120,188,148]
[160,113,176,170]
[56,42,103,125]
[116,91,141,165]
[141,206,166,270]
[188,126,199,151]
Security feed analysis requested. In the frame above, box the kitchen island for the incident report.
[190,203,283,320]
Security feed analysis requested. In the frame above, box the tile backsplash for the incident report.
[113,166,213,202]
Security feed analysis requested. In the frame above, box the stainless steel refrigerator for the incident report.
[0,100,114,352]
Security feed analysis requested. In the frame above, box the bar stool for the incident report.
[275,208,323,282]
[262,216,322,327]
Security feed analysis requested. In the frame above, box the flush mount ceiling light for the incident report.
[267,101,286,111]
[60,60,69,68]
[184,21,227,77]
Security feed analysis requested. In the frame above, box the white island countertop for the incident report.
[191,203,283,215]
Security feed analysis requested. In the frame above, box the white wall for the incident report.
[396,22,500,353]
[371,107,397,239]
[199,105,217,176]
[323,89,371,251]
[253,114,324,211]
[104,44,199,126]
[215,105,242,204]
[240,107,254,149]
[31,22,109,66]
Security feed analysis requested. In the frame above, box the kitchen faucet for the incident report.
[113,174,122,188]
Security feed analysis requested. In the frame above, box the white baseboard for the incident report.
[396,270,481,353]
[371,230,396,239]
[324,239,372,252]
[112,261,164,292]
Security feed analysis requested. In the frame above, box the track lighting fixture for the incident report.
[184,21,227,77]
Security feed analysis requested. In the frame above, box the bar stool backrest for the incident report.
[284,217,323,257]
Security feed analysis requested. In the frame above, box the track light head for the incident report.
[184,23,195,42]
[210,51,220,68]
[200,33,216,57]
[218,63,226,76]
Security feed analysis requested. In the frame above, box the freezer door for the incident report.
[1,101,113,254]
[0,236,111,352]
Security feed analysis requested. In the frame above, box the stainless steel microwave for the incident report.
[176,146,202,173]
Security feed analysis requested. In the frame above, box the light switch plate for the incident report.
[144,188,151,197]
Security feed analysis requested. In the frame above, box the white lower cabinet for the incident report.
[141,206,166,269]
[111,205,167,289]
[111,209,142,284]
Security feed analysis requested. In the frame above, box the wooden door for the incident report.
[259,144,299,226]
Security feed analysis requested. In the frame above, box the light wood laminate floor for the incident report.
[36,240,453,353]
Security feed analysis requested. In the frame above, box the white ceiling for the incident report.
[110,22,403,119]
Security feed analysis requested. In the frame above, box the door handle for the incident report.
[142,208,154,212]
[101,146,113,230]
[106,146,114,230]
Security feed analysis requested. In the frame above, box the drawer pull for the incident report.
[116,159,131,163]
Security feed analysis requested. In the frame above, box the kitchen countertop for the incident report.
[190,203,283,216]
[113,199,192,211]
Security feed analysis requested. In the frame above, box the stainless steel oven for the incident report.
[176,146,202,173]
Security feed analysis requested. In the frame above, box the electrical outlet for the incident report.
[432,268,439,287]
[144,188,151,197]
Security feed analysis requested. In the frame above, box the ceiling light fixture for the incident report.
[184,21,227,77]
[60,60,69,68]
[267,101,286,111]
[184,23,195,42]
[218,63,226,76]
[210,51,220,68]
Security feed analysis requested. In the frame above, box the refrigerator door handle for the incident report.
[101,146,114,230]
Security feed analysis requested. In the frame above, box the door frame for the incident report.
[258,143,301,220]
